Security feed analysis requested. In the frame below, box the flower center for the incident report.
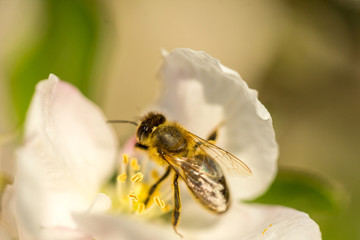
[103,154,172,219]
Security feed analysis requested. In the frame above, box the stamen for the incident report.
[117,173,127,182]
[128,191,139,202]
[130,158,140,171]
[136,203,145,214]
[131,172,144,183]
[106,153,173,217]
[154,196,166,209]
[160,200,166,209]
[122,154,129,164]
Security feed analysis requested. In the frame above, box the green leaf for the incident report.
[9,0,103,124]
[247,167,347,215]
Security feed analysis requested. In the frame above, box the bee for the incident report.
[109,112,251,236]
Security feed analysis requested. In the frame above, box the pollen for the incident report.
[128,191,139,202]
[154,196,166,209]
[131,172,144,183]
[262,224,273,235]
[130,158,140,171]
[117,173,127,182]
[105,154,172,218]
[122,154,129,164]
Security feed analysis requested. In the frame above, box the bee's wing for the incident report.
[163,152,222,179]
[187,132,252,176]
[162,153,230,213]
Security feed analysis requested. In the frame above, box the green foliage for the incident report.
[249,167,346,214]
[9,0,102,124]
[248,167,349,240]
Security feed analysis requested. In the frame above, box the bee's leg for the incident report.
[172,173,183,238]
[207,120,225,143]
[207,129,218,142]
[135,142,149,150]
[144,166,171,207]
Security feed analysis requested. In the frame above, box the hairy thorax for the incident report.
[152,124,188,155]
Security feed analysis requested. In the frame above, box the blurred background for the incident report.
[0,0,359,239]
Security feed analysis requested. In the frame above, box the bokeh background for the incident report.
[0,0,359,239]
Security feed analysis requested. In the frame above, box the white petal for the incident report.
[15,147,106,240]
[15,74,117,236]
[73,203,321,240]
[40,227,92,240]
[154,49,278,199]
[15,147,43,240]
[87,193,112,213]
[0,226,12,240]
[73,213,176,240]
[186,204,321,240]
[0,185,18,239]
[24,74,117,195]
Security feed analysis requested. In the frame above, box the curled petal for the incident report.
[73,203,321,240]
[186,204,321,240]
[24,74,117,195]
[154,49,278,199]
[15,74,117,238]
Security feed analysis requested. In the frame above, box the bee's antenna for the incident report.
[107,120,138,126]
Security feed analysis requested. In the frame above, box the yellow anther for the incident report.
[122,154,129,164]
[131,172,144,183]
[128,191,138,202]
[160,200,166,209]
[136,203,145,214]
[117,173,127,182]
[130,158,140,171]
[163,205,172,212]
[154,196,166,209]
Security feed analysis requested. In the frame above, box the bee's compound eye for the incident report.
[136,125,150,141]
[136,125,144,140]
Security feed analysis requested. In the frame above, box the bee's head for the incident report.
[136,112,166,141]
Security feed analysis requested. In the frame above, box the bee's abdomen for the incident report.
[154,125,188,154]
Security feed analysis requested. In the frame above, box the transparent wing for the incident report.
[161,154,229,213]
[162,152,221,178]
[187,131,252,176]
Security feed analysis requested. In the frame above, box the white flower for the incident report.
[11,49,321,240]
[12,75,117,240]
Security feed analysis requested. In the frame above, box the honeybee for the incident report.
[110,112,251,236]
